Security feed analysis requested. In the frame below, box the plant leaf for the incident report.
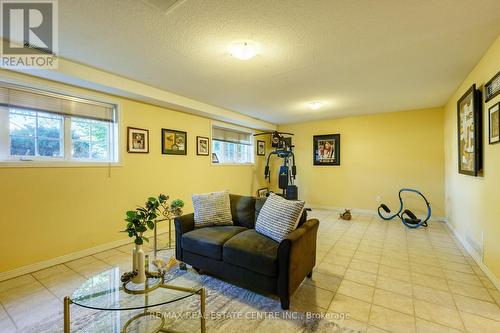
[147,220,155,230]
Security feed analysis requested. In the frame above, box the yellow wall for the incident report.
[443,36,500,279]
[277,108,445,216]
[3,37,499,281]
[0,72,269,273]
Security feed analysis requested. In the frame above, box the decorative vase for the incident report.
[132,243,146,283]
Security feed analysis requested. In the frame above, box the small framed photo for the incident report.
[162,129,187,155]
[127,127,149,153]
[485,71,500,102]
[257,140,266,156]
[489,102,500,144]
[257,187,269,198]
[212,153,219,163]
[313,134,340,166]
[197,136,209,155]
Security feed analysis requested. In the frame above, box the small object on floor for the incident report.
[377,188,431,228]
[339,209,352,220]
[121,270,137,283]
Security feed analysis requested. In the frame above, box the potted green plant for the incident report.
[123,194,183,283]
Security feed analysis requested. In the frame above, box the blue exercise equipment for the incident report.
[377,188,431,228]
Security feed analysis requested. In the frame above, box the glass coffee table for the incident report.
[64,264,205,333]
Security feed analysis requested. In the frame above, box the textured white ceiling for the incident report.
[58,0,500,124]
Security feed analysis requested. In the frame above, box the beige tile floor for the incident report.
[0,235,168,332]
[0,210,499,333]
[296,210,500,333]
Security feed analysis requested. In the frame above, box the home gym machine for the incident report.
[254,131,298,200]
[377,188,431,228]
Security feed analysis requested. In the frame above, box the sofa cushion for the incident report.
[229,194,256,229]
[192,190,233,227]
[182,226,247,260]
[255,196,308,228]
[255,193,305,242]
[223,229,279,277]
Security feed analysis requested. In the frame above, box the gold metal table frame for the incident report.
[153,218,174,259]
[64,276,206,333]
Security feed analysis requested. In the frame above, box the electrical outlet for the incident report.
[376,195,381,203]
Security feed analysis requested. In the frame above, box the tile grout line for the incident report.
[407,224,418,333]
[346,217,374,324]
[30,273,63,304]
[437,223,500,319]
[366,216,380,330]
[413,223,500,329]
[322,217,353,311]
[346,218,466,329]
[366,218,417,333]
[0,296,18,331]
[324,215,500,330]
[427,224,467,331]
[63,252,116,280]
[318,216,358,310]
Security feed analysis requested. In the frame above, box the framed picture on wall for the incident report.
[313,134,340,166]
[196,136,209,155]
[457,84,482,176]
[485,71,500,102]
[127,127,149,153]
[257,140,266,156]
[257,187,269,198]
[489,102,500,144]
[162,129,187,155]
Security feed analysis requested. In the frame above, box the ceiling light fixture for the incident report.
[229,41,258,60]
[307,101,323,110]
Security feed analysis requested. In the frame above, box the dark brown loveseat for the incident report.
[174,194,319,310]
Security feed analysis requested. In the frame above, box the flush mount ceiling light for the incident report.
[229,41,258,60]
[307,101,323,110]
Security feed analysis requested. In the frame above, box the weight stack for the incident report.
[286,185,298,200]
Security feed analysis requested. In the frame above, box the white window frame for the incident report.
[8,108,65,160]
[0,80,121,168]
[211,122,255,166]
[69,117,115,162]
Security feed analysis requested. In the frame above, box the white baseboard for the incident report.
[444,220,500,292]
[307,204,447,222]
[0,224,172,282]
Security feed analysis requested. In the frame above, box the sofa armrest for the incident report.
[277,218,319,306]
[174,213,195,261]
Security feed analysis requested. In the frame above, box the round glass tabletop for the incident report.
[70,264,203,311]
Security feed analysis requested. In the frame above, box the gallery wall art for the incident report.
[162,129,187,155]
[457,84,482,176]
[127,127,149,153]
[197,136,209,156]
[485,71,500,102]
[313,134,340,166]
[489,102,500,144]
[257,140,266,156]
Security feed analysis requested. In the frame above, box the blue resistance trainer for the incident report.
[377,188,431,228]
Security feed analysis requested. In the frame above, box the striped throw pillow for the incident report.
[192,190,233,228]
[255,193,305,242]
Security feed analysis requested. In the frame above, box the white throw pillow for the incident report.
[192,190,233,227]
[255,193,305,242]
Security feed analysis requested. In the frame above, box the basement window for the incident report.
[212,125,254,164]
[0,82,119,165]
